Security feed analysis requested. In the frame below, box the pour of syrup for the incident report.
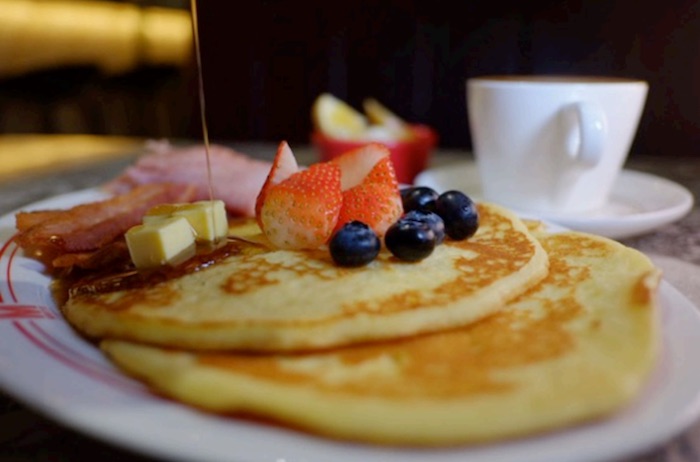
[190,0,214,203]
[191,0,230,243]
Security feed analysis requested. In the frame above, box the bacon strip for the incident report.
[15,183,196,269]
[15,209,66,230]
[104,140,272,217]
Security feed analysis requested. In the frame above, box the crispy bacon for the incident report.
[15,209,66,230]
[15,183,196,270]
[104,140,272,217]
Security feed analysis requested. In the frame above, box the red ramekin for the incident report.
[311,124,438,185]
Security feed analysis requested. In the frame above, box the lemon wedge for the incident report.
[363,98,413,140]
[312,93,368,139]
[363,98,402,125]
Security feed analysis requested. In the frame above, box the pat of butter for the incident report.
[125,216,196,269]
[144,200,228,242]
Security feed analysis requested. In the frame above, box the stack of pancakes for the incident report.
[60,202,661,446]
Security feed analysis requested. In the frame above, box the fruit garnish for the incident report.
[336,157,403,236]
[329,143,390,191]
[312,93,368,140]
[383,188,477,262]
[402,186,478,241]
[329,221,380,267]
[337,180,403,237]
[254,140,417,252]
[255,141,299,227]
[258,162,342,250]
[434,190,479,240]
[362,150,400,189]
[330,145,403,236]
[402,209,445,245]
[400,186,439,213]
[385,217,437,262]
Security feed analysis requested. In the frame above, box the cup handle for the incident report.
[561,102,607,167]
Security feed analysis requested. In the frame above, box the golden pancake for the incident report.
[62,203,548,352]
[101,230,660,446]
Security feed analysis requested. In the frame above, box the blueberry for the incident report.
[402,209,446,245]
[384,219,436,262]
[400,186,439,213]
[435,190,479,240]
[329,221,381,267]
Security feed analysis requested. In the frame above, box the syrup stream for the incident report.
[190,0,214,202]
[191,0,227,244]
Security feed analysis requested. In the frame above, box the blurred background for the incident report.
[1,0,699,157]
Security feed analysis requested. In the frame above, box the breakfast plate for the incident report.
[414,160,694,240]
[1,188,700,462]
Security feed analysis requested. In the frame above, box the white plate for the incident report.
[414,161,694,239]
[2,189,700,462]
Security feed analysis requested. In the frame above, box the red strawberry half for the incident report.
[258,162,342,249]
[330,143,391,191]
[335,156,403,236]
[255,141,299,227]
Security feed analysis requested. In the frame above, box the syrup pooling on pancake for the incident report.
[62,203,549,352]
[102,230,659,446]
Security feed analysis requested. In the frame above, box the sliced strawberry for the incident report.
[337,183,403,236]
[255,141,299,226]
[259,162,342,249]
[330,143,390,190]
[335,156,403,236]
[362,153,400,190]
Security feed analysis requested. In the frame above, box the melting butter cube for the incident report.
[144,200,228,242]
[125,216,196,269]
[173,201,228,242]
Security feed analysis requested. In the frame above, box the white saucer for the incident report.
[414,160,694,240]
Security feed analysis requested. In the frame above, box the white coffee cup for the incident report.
[467,75,648,214]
